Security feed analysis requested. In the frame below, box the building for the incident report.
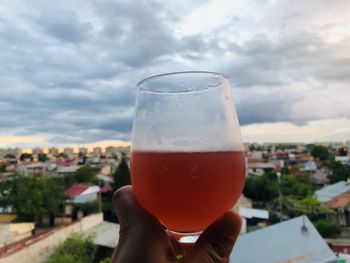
[105,146,117,155]
[56,166,80,176]
[315,181,350,226]
[17,163,50,176]
[0,223,35,247]
[79,147,89,155]
[335,156,350,166]
[315,181,350,203]
[311,168,330,185]
[32,147,44,155]
[0,148,22,158]
[301,160,317,172]
[63,147,74,155]
[67,184,100,204]
[48,147,59,155]
[230,216,337,263]
[247,162,279,176]
[93,147,102,155]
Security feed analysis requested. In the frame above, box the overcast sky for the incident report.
[0,0,349,148]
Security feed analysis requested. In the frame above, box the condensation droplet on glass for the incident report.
[162,166,169,171]
[189,164,198,173]
[217,165,224,169]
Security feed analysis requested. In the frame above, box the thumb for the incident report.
[184,212,242,263]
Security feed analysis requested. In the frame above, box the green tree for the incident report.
[38,153,49,162]
[338,147,348,156]
[113,157,131,191]
[310,145,330,161]
[20,153,33,161]
[5,175,67,223]
[0,164,6,173]
[4,154,16,159]
[75,166,95,183]
[280,175,315,199]
[327,159,350,183]
[243,174,278,203]
[314,220,341,238]
[56,153,68,158]
[281,195,332,220]
[45,235,96,263]
[99,257,111,263]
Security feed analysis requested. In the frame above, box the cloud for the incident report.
[0,0,349,146]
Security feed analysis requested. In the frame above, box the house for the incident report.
[93,147,103,155]
[56,165,80,176]
[311,168,330,185]
[326,191,350,226]
[0,223,35,247]
[247,162,279,176]
[230,216,337,263]
[315,181,350,226]
[335,156,350,166]
[17,163,50,176]
[67,183,100,204]
[315,181,350,203]
[301,160,317,172]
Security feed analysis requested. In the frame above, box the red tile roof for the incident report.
[326,190,350,209]
[67,183,91,197]
[100,183,113,193]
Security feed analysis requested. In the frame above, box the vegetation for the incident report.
[19,153,33,161]
[310,145,330,161]
[315,219,341,238]
[38,153,49,162]
[0,164,6,173]
[281,195,333,221]
[75,166,96,183]
[243,173,316,204]
[4,154,16,159]
[243,174,278,203]
[45,235,96,263]
[3,175,67,223]
[102,156,131,222]
[112,157,131,191]
[75,201,100,215]
[326,159,350,183]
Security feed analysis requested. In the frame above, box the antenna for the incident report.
[301,215,308,234]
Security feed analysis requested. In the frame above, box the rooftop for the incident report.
[315,181,350,203]
[230,216,337,263]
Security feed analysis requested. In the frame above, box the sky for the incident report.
[0,0,349,148]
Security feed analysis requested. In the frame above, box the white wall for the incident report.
[0,213,103,263]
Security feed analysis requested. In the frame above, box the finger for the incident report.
[185,212,242,262]
[112,186,176,262]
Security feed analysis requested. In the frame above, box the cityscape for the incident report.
[0,141,349,262]
[1,0,350,262]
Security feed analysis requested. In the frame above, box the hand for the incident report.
[111,186,242,263]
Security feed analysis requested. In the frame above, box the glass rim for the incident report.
[137,71,229,90]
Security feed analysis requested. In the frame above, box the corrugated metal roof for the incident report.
[57,165,80,174]
[84,221,119,248]
[315,181,350,202]
[239,207,269,219]
[230,216,337,263]
[72,192,96,204]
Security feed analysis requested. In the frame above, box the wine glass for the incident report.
[130,71,245,244]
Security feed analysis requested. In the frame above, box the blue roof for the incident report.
[72,192,96,204]
[315,181,350,202]
[230,216,337,263]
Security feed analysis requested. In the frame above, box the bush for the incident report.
[45,235,96,263]
[314,220,341,238]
